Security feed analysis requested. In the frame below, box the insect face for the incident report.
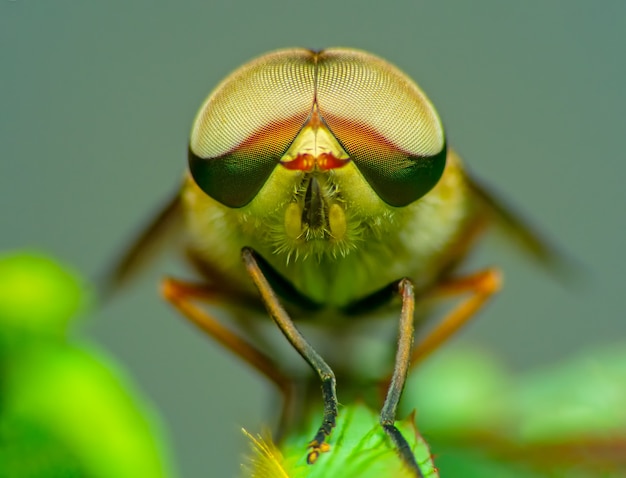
[187,48,447,264]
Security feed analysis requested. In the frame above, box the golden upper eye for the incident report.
[316,49,444,158]
[188,48,446,208]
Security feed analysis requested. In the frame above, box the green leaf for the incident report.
[242,403,438,478]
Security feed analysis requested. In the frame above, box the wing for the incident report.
[99,185,185,299]
[465,172,580,282]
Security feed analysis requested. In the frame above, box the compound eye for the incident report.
[316,49,446,207]
[188,50,316,208]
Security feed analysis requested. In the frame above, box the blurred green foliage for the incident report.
[0,251,175,477]
[0,253,83,342]
[2,251,625,477]
[403,345,626,477]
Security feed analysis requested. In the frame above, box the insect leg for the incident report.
[241,247,338,465]
[380,278,424,477]
[410,268,502,368]
[161,277,293,399]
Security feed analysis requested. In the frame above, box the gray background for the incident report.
[2,1,625,476]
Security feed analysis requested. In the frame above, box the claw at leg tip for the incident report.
[306,442,331,464]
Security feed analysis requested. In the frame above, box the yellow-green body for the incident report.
[182,149,481,310]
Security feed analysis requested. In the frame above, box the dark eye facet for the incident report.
[188,49,316,207]
[188,146,278,208]
[349,142,447,207]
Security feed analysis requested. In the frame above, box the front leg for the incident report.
[379,278,424,477]
[241,247,338,464]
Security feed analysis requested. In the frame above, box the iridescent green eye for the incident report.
[188,147,278,208]
[188,50,316,208]
[348,142,447,207]
[188,48,446,208]
[315,49,446,207]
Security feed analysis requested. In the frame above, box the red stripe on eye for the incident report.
[322,115,405,158]
[229,114,309,158]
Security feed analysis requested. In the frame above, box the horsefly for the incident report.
[107,48,564,476]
